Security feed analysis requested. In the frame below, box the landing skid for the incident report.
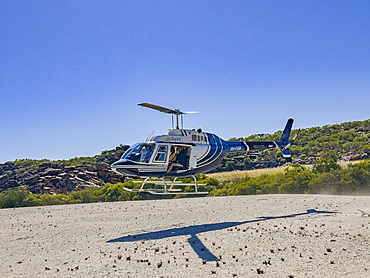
[123,176,208,195]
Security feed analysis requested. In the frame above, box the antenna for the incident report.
[145,131,155,141]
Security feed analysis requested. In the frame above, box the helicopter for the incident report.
[111,103,295,195]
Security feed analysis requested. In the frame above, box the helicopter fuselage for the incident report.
[111,125,290,178]
[111,128,243,177]
[111,103,293,194]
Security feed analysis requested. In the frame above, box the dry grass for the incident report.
[206,166,289,182]
[206,160,363,182]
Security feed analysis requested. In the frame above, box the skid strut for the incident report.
[123,175,208,195]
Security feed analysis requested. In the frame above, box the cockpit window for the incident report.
[120,143,154,163]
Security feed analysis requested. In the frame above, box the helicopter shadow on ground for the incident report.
[107,209,338,261]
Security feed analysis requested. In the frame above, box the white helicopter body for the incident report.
[111,103,294,194]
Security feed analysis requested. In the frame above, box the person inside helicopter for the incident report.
[167,146,190,172]
[139,144,154,163]
[176,147,188,168]
[167,146,181,172]
[121,143,155,163]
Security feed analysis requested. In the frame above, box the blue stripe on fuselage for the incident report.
[197,133,225,167]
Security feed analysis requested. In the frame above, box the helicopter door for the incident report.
[169,145,192,170]
[189,147,196,170]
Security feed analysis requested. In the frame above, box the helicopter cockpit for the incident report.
[120,142,155,163]
[119,142,190,167]
[111,102,209,178]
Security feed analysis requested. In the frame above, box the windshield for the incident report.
[120,143,154,163]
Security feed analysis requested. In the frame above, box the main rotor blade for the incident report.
[138,103,183,115]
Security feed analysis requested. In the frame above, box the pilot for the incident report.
[140,144,154,163]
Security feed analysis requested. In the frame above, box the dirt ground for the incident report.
[0,194,369,277]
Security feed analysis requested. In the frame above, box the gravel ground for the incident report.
[0,194,369,277]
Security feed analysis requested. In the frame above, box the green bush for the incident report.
[1,159,370,210]
[313,150,341,173]
[0,187,30,208]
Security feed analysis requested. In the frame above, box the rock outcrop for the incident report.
[342,152,369,161]
[0,162,124,194]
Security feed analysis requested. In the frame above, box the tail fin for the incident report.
[277,118,294,162]
[280,118,294,143]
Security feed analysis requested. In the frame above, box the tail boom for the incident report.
[226,118,294,162]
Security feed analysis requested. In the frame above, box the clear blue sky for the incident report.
[1,1,369,163]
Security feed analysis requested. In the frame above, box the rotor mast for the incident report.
[173,109,182,129]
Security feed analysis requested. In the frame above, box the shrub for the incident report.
[0,187,30,208]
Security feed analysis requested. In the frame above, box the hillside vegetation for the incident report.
[220,118,370,171]
[1,157,369,209]
[0,119,369,208]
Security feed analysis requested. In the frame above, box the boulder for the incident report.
[0,174,9,185]
[77,172,89,180]
[95,163,123,183]
[7,179,19,188]
[42,168,63,176]
[24,175,40,185]
[84,170,98,178]
[80,165,95,172]
[38,162,60,171]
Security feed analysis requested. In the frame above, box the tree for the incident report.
[313,150,341,173]
[0,187,30,208]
